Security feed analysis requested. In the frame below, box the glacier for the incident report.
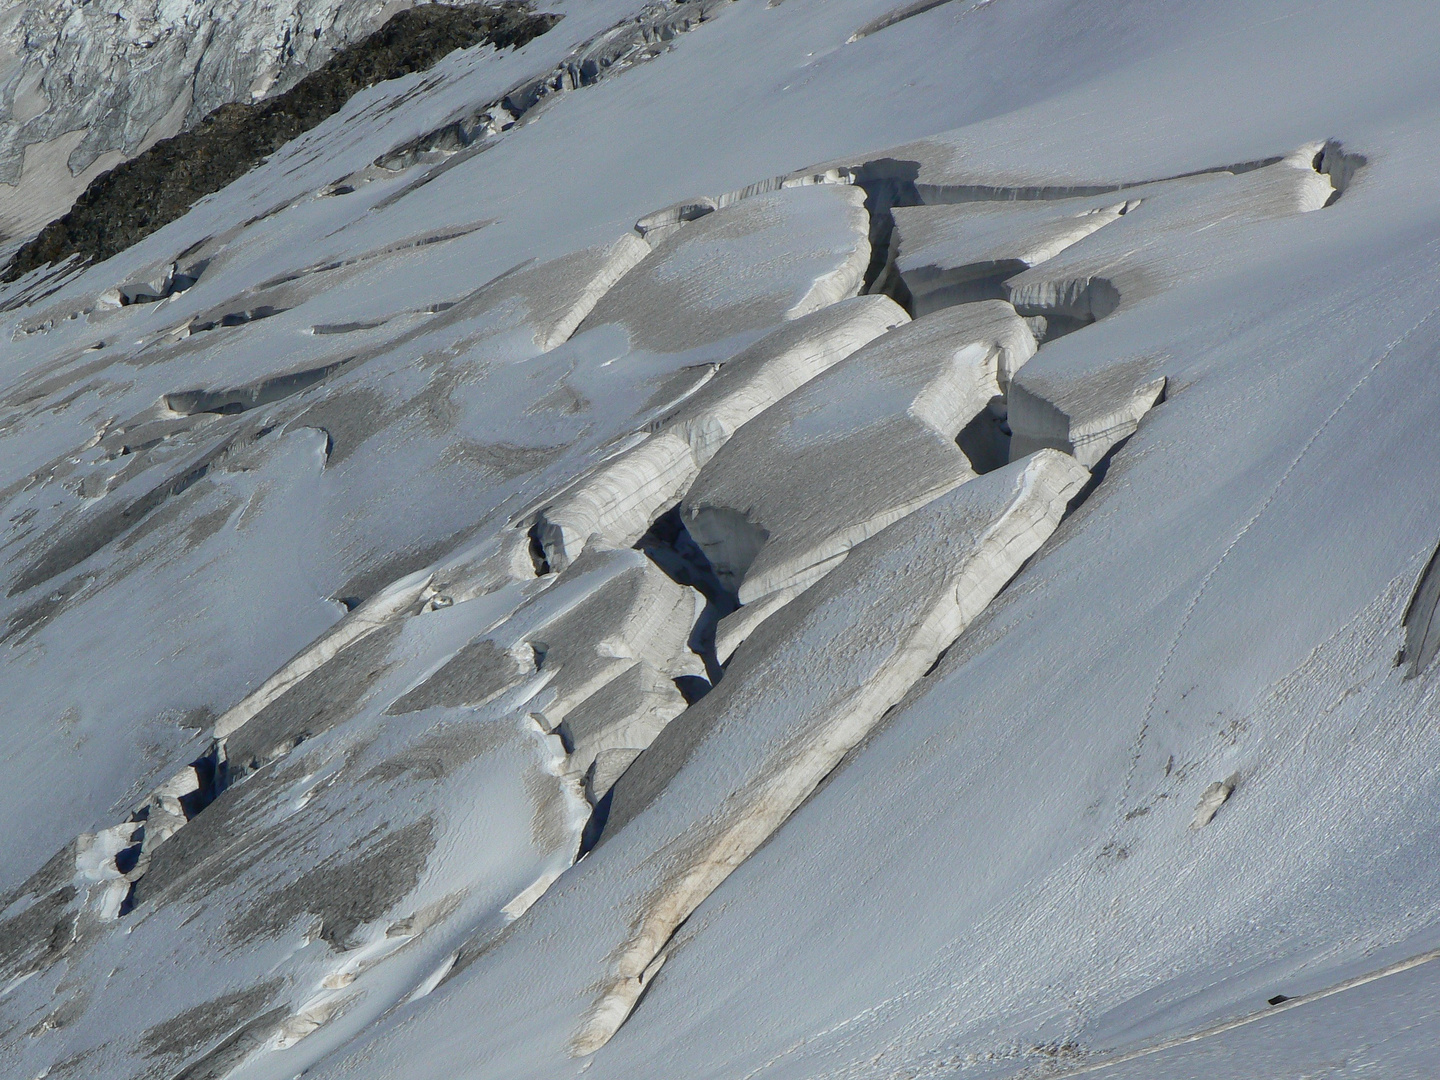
[2,1,1440,1078]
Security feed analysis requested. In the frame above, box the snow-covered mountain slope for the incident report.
[2,1,1440,1078]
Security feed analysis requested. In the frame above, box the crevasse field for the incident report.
[2,2,1439,1078]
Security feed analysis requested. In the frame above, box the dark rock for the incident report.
[2,3,560,282]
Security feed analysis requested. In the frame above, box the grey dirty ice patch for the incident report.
[2,842,81,913]
[4,415,280,598]
[438,439,568,482]
[128,756,314,912]
[524,763,574,853]
[1,571,94,646]
[331,533,467,609]
[0,843,80,982]
[6,446,222,596]
[31,983,91,1036]
[173,705,217,732]
[637,364,720,417]
[113,480,221,554]
[35,1047,99,1080]
[169,1006,289,1080]
[228,816,435,949]
[595,701,722,846]
[526,379,589,418]
[362,722,510,784]
[164,357,352,415]
[141,981,283,1062]
[180,495,243,550]
[379,365,465,439]
[223,622,404,775]
[290,385,391,468]
[386,639,528,715]
[0,349,116,413]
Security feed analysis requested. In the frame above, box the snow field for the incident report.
[3,1,1436,1077]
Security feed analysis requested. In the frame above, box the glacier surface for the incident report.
[3,1,1440,1078]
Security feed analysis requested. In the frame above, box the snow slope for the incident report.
[3,1,1440,1078]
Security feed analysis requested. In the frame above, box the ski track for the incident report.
[1124,296,1440,807]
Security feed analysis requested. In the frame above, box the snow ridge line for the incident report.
[1006,944,1440,1079]
[1122,301,1440,806]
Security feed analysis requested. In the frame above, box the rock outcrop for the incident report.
[2,2,559,280]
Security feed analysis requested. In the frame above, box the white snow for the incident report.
[4,1,1440,1079]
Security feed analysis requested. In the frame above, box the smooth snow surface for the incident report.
[4,1,1440,1078]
